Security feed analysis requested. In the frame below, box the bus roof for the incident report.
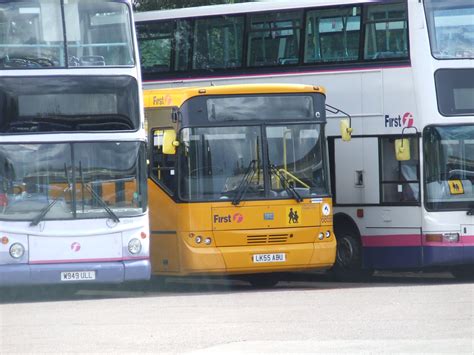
[134,0,374,22]
[143,83,326,108]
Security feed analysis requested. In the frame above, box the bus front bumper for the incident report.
[0,259,151,286]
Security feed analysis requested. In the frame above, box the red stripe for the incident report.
[144,65,412,85]
[30,256,149,265]
[362,234,422,247]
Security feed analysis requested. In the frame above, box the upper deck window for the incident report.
[424,0,474,59]
[0,0,134,69]
[305,7,361,64]
[364,2,408,60]
[247,11,302,67]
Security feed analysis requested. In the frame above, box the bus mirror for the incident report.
[395,138,411,161]
[162,129,179,155]
[340,119,353,142]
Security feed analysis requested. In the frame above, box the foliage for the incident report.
[133,0,251,12]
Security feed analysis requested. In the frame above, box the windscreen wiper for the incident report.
[269,165,303,203]
[79,163,120,223]
[30,164,72,227]
[232,160,257,206]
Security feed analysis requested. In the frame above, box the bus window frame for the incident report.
[137,1,410,81]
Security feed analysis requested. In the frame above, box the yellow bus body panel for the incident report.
[149,180,335,276]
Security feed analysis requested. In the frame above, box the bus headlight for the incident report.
[195,236,202,244]
[9,243,25,259]
[325,231,331,238]
[128,238,142,254]
[318,233,324,240]
[204,237,212,245]
[443,233,459,243]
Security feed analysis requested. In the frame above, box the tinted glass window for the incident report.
[247,11,302,67]
[175,19,192,71]
[0,76,139,133]
[305,6,361,63]
[435,69,474,116]
[193,15,244,70]
[364,2,408,60]
[137,21,173,74]
[380,136,420,204]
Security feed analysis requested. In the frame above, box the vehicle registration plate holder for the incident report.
[60,271,96,281]
[252,253,286,263]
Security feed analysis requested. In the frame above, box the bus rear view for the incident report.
[145,84,335,287]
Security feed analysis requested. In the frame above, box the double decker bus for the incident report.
[144,84,336,286]
[0,0,150,286]
[135,0,474,279]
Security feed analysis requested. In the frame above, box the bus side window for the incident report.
[247,11,302,67]
[304,6,361,64]
[380,137,420,204]
[150,129,176,195]
[136,21,173,74]
[363,2,408,60]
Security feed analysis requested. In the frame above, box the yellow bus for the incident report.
[144,84,338,287]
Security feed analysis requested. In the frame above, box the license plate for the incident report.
[60,271,96,281]
[252,253,286,263]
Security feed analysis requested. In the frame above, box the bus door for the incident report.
[148,125,180,273]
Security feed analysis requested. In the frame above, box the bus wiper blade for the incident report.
[30,186,70,227]
[79,163,120,223]
[232,160,257,206]
[269,165,303,203]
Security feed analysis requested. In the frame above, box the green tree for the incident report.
[133,0,251,12]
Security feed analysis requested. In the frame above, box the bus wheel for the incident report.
[451,265,474,280]
[332,233,372,281]
[247,274,279,289]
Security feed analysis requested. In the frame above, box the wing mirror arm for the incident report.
[326,104,353,142]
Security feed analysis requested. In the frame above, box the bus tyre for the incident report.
[451,265,474,280]
[247,274,279,288]
[332,233,372,281]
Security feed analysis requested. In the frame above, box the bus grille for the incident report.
[247,234,289,245]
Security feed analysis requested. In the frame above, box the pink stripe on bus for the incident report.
[362,234,422,247]
[30,256,149,265]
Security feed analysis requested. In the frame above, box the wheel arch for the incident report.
[333,212,362,242]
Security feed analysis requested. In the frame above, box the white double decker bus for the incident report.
[0,0,150,286]
[135,0,473,278]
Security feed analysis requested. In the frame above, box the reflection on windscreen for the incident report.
[180,126,264,201]
[0,142,146,221]
[424,125,474,210]
[267,124,328,197]
[0,0,134,68]
[178,124,328,202]
[425,0,474,59]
